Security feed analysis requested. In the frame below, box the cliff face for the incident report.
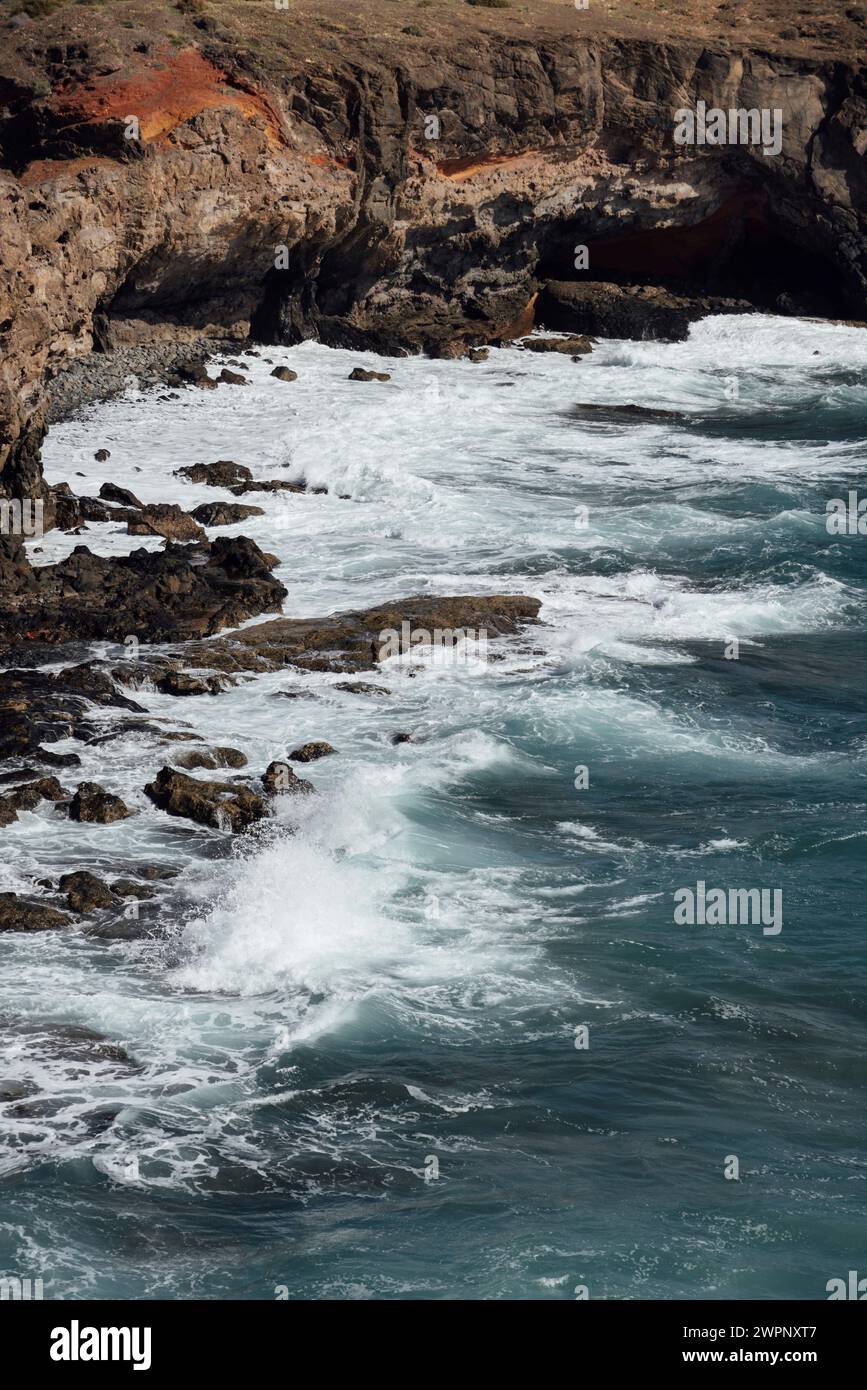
[1,0,866,502]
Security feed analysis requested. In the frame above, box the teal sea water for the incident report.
[1,314,865,1299]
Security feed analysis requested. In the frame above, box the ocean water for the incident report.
[2,315,866,1300]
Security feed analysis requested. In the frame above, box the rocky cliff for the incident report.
[1,0,866,505]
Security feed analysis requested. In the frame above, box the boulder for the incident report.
[520,335,593,355]
[99,482,143,509]
[70,782,132,824]
[94,449,111,462]
[349,368,391,382]
[128,504,206,542]
[218,368,247,385]
[58,871,115,913]
[110,880,156,900]
[173,747,247,770]
[189,502,265,526]
[0,893,72,932]
[271,367,298,381]
[262,761,315,796]
[175,461,253,487]
[287,741,336,762]
[144,766,267,832]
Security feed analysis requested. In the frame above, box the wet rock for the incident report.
[349,368,391,382]
[468,348,489,362]
[335,681,392,696]
[144,765,267,832]
[287,741,336,762]
[0,535,286,648]
[271,366,298,381]
[183,595,540,678]
[128,504,206,542]
[228,479,307,495]
[3,776,67,810]
[99,482,143,508]
[391,731,414,744]
[59,871,115,912]
[94,449,111,462]
[520,335,593,355]
[0,664,142,763]
[262,761,315,796]
[155,671,226,697]
[189,502,265,526]
[110,879,156,900]
[0,799,19,828]
[175,360,214,388]
[173,747,247,770]
[70,781,131,823]
[0,893,72,932]
[537,282,752,343]
[175,461,253,487]
[218,368,247,385]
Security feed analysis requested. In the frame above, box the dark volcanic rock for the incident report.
[0,893,72,932]
[189,502,265,526]
[349,368,391,382]
[0,536,287,648]
[144,766,266,831]
[155,671,226,697]
[262,761,315,796]
[218,368,247,386]
[99,482,143,508]
[59,871,115,912]
[3,776,67,812]
[537,282,752,343]
[94,449,111,462]
[271,367,298,381]
[175,461,253,488]
[70,782,131,824]
[287,741,336,762]
[127,504,205,542]
[520,334,593,355]
[110,879,156,900]
[173,747,247,770]
[335,681,392,696]
[183,594,540,677]
[0,663,142,763]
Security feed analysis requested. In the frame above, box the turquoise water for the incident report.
[2,314,866,1299]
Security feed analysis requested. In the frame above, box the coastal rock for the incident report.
[189,502,266,526]
[94,449,111,462]
[271,367,298,382]
[99,482,143,509]
[127,504,206,543]
[173,747,247,770]
[70,782,132,824]
[520,335,593,355]
[287,742,336,762]
[110,880,156,900]
[0,536,287,648]
[58,871,115,913]
[537,282,752,343]
[0,664,142,763]
[144,765,267,832]
[175,461,253,488]
[262,761,315,796]
[218,369,247,386]
[349,368,391,382]
[3,776,67,811]
[0,894,72,933]
[155,671,227,697]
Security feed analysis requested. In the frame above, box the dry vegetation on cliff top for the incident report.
[1,0,865,83]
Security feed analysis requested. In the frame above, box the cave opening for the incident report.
[536,189,855,319]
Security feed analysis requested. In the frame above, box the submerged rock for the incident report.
[69,782,132,824]
[144,765,267,832]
